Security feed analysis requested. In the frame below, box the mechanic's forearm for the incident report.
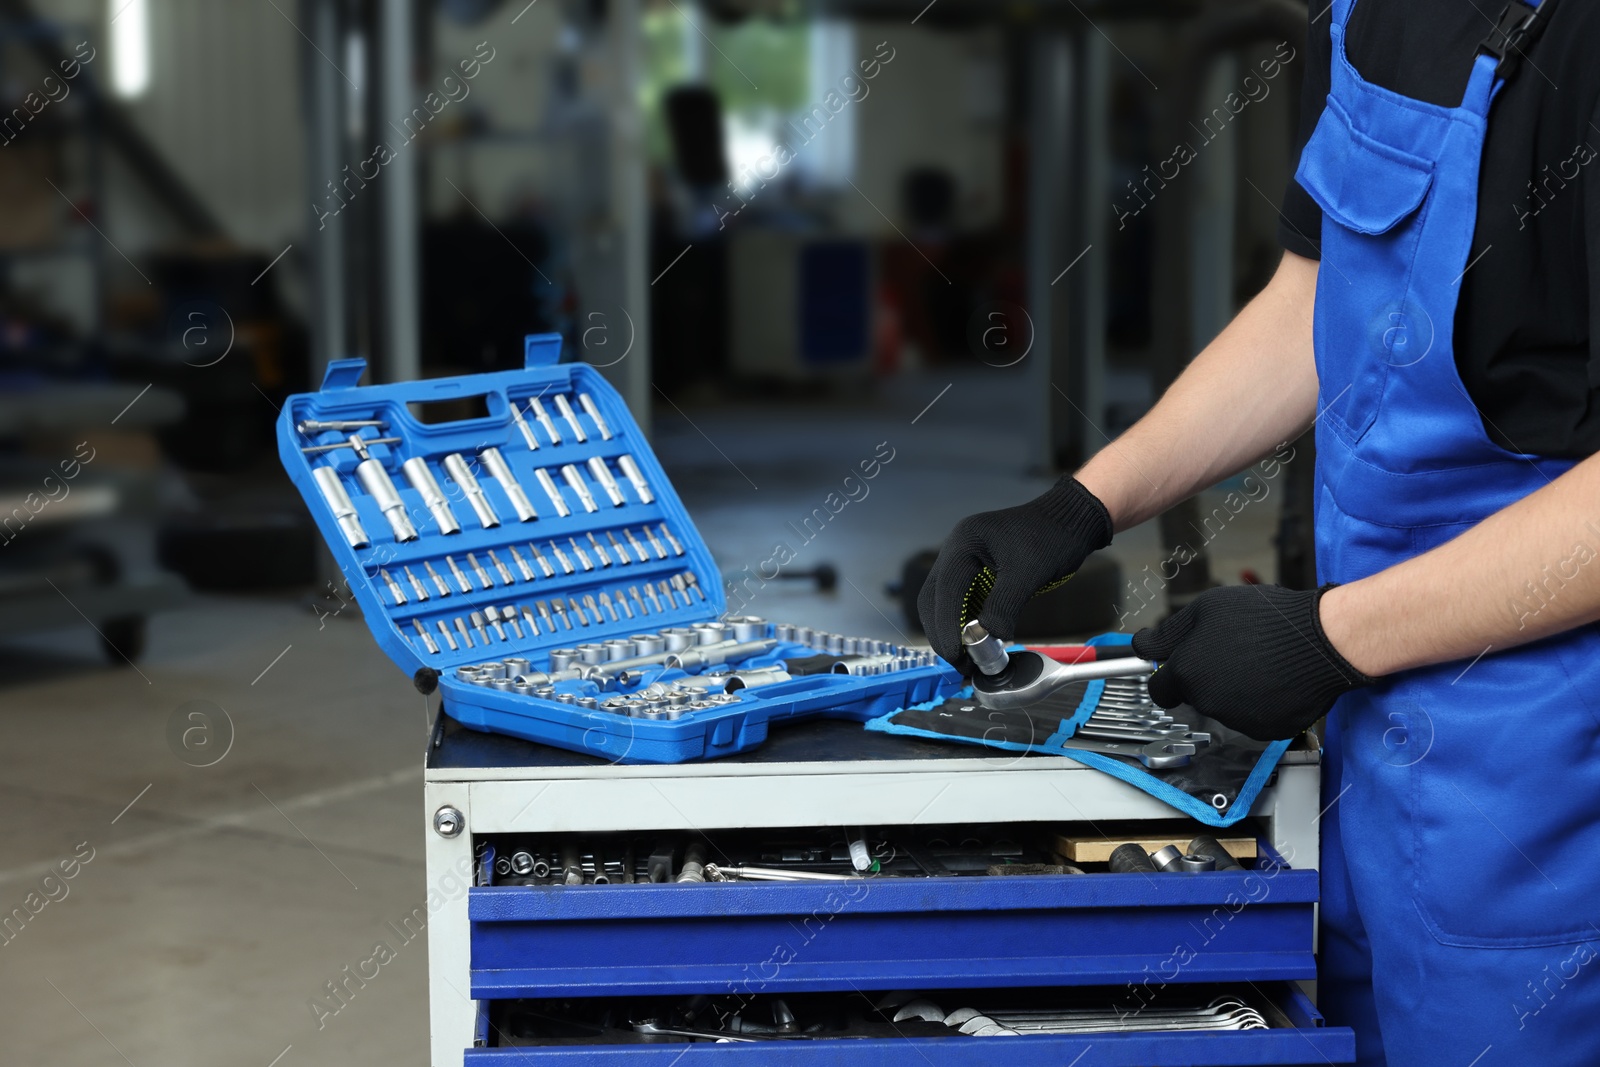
[1077,251,1320,531]
[1321,451,1600,676]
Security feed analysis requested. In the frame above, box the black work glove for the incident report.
[918,477,1113,673]
[1131,584,1373,742]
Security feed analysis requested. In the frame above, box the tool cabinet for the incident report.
[424,715,1351,1066]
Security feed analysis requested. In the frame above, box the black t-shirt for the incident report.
[1279,0,1600,458]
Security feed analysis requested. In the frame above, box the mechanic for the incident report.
[919,0,1600,1062]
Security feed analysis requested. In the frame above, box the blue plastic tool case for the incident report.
[277,335,961,762]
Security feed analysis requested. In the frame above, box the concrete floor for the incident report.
[0,368,1280,1065]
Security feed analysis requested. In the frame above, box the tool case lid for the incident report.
[275,334,726,680]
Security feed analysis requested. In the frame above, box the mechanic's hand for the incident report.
[1131,584,1373,741]
[918,477,1112,673]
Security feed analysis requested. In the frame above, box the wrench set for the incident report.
[956,622,1214,769]
[279,348,960,761]
[890,992,1270,1035]
[488,986,1281,1046]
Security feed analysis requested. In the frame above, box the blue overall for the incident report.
[1299,0,1600,1061]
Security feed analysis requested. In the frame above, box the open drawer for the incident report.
[468,841,1318,999]
[463,981,1355,1063]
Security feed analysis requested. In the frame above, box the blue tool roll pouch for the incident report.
[865,633,1294,828]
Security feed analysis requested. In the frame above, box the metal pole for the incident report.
[376,0,420,383]
[1063,30,1109,470]
[303,0,347,380]
[609,0,652,434]
[1025,27,1071,474]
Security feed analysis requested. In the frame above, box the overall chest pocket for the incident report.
[1297,95,1436,443]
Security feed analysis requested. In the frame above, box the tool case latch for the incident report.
[319,358,369,392]
[524,333,564,368]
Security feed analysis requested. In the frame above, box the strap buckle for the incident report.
[1480,0,1551,79]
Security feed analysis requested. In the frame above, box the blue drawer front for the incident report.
[467,1031,1353,1065]
[464,984,1355,1064]
[469,871,1318,999]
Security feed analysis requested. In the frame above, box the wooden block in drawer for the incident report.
[1054,834,1257,864]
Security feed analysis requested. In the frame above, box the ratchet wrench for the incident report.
[963,621,1155,710]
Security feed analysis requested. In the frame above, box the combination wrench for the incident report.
[1056,735,1196,769]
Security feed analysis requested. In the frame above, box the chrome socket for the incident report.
[529,396,562,445]
[560,464,600,513]
[533,468,571,517]
[617,454,654,504]
[694,622,729,645]
[587,456,627,507]
[312,466,369,548]
[443,453,500,529]
[553,393,587,442]
[662,627,698,652]
[961,620,1012,676]
[549,649,580,671]
[355,458,418,541]
[509,399,540,450]
[576,643,608,664]
[401,457,462,535]
[728,616,768,642]
[833,654,896,676]
[630,634,665,656]
[578,393,613,439]
[724,668,792,691]
[480,447,538,522]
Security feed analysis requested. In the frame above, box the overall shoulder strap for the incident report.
[1329,0,1356,33]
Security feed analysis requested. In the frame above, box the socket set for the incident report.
[277,336,960,762]
[452,620,940,720]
